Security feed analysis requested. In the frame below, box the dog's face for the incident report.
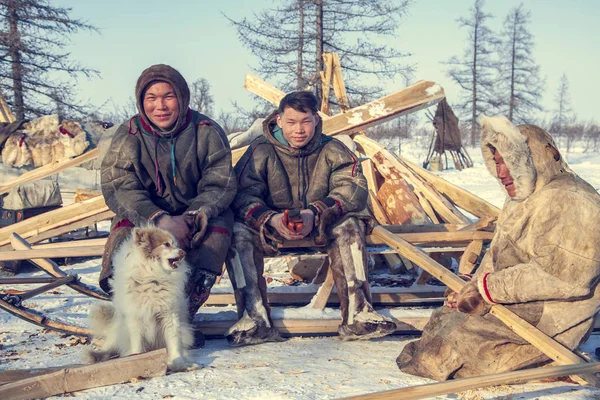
[133,227,187,273]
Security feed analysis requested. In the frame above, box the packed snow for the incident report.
[2,136,600,399]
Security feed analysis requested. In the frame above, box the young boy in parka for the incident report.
[225,91,397,346]
[100,65,236,335]
[397,115,600,380]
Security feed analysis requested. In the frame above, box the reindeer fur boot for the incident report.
[224,223,283,347]
[328,218,396,341]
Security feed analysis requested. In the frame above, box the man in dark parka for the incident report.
[100,64,236,325]
[226,91,396,346]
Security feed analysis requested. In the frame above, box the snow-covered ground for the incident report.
[2,140,600,399]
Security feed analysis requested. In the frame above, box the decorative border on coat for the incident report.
[477,273,497,304]
[308,197,342,217]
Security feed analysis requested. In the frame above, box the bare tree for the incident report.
[0,0,99,119]
[496,3,544,124]
[444,0,499,146]
[190,78,214,115]
[225,0,308,92]
[227,0,413,104]
[552,73,574,134]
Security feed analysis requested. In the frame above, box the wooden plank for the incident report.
[366,231,494,247]
[9,233,109,301]
[194,317,429,336]
[371,225,600,386]
[344,362,600,400]
[320,53,334,115]
[331,53,351,112]
[0,147,100,195]
[381,223,467,233]
[205,290,447,306]
[0,94,16,123]
[354,135,470,224]
[458,216,496,231]
[30,238,107,250]
[0,245,105,261]
[322,80,444,137]
[458,239,483,275]
[402,157,501,218]
[17,210,114,248]
[312,260,334,309]
[0,196,109,248]
[0,349,167,400]
[0,365,83,386]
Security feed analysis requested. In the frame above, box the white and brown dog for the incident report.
[87,226,198,371]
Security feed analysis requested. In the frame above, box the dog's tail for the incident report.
[85,303,118,364]
[88,303,115,338]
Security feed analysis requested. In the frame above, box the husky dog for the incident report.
[87,226,199,371]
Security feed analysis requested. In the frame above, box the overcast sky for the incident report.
[56,0,599,124]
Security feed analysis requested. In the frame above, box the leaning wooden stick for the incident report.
[0,349,167,400]
[343,362,600,400]
[371,225,600,386]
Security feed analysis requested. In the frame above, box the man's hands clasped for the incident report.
[268,209,315,240]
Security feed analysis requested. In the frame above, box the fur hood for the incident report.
[135,64,191,136]
[480,115,572,201]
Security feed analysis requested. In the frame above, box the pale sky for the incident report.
[55,0,599,124]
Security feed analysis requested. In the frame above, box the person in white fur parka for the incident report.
[397,115,600,380]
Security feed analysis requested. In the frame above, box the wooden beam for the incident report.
[343,362,600,400]
[0,94,16,123]
[14,210,114,249]
[401,157,501,218]
[312,260,334,309]
[366,231,494,247]
[0,195,110,248]
[320,53,334,115]
[0,147,100,195]
[458,240,483,275]
[0,349,167,400]
[194,317,429,336]
[322,80,443,136]
[205,289,446,306]
[331,53,351,112]
[0,245,105,261]
[371,225,600,386]
[9,233,109,301]
[30,238,107,250]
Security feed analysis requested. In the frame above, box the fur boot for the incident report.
[224,223,283,347]
[328,218,396,340]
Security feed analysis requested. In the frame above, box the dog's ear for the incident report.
[133,228,146,247]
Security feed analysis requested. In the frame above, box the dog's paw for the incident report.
[168,359,201,372]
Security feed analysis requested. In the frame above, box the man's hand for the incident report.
[456,281,491,316]
[268,213,304,240]
[295,209,315,238]
[156,214,192,249]
[445,290,458,308]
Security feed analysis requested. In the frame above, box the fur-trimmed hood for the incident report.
[480,115,572,201]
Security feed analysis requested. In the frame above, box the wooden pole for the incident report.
[343,362,600,400]
[0,349,167,400]
[371,225,600,386]
[10,233,109,301]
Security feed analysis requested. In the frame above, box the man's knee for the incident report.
[329,217,365,246]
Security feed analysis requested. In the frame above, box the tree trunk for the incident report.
[471,19,478,147]
[509,16,517,122]
[315,0,324,105]
[297,0,304,90]
[8,1,25,120]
